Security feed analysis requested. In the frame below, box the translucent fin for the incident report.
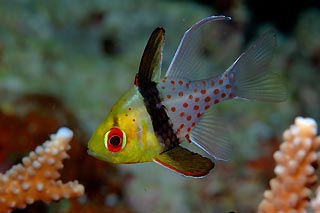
[229,31,287,102]
[154,145,214,178]
[136,27,165,86]
[166,16,231,80]
[190,108,232,161]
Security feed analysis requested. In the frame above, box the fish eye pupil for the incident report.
[109,135,121,146]
[104,128,126,152]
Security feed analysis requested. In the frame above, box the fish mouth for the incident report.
[87,149,97,157]
[87,149,110,162]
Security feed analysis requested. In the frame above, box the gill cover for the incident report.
[105,128,126,152]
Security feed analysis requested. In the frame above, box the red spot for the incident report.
[172,87,176,92]
[180,112,185,117]
[214,99,220,104]
[166,94,172,99]
[204,105,210,110]
[221,93,226,98]
[193,88,198,93]
[191,122,196,127]
[202,81,206,85]
[186,82,190,89]
[170,80,175,85]
[179,123,185,129]
[224,73,228,78]
[193,105,199,110]
[161,86,165,90]
[214,89,220,95]
[195,97,200,102]
[201,89,206,95]
[229,93,234,98]
[187,116,192,121]
[205,96,211,102]
[219,79,224,85]
[162,79,166,83]
[178,91,184,97]
[188,94,193,99]
[128,107,132,111]
[197,112,201,118]
[183,103,188,108]
[185,134,191,142]
[178,80,183,86]
[171,107,176,112]
[211,80,215,86]
[187,127,191,132]
[226,84,232,89]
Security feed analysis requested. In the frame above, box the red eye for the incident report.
[104,128,126,152]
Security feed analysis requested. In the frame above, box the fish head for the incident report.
[88,87,163,164]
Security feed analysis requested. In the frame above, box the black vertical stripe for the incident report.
[138,82,180,152]
[136,27,180,151]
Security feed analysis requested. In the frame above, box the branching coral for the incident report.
[258,117,320,212]
[0,127,84,212]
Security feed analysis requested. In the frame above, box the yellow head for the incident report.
[88,86,163,163]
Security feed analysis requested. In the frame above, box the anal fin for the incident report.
[154,146,214,178]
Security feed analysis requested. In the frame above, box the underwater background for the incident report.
[0,0,319,212]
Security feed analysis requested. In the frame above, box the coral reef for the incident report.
[0,95,130,212]
[258,117,320,212]
[0,1,319,212]
[0,127,84,212]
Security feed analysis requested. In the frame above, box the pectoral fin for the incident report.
[154,146,214,177]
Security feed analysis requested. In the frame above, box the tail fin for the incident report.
[227,31,287,102]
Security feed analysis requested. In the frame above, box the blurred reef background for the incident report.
[0,0,319,212]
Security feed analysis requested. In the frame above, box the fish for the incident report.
[87,16,287,177]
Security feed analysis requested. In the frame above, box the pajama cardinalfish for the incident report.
[88,16,287,177]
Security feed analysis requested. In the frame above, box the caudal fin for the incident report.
[228,31,287,102]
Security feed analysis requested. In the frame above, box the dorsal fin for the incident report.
[135,27,165,86]
[166,16,231,80]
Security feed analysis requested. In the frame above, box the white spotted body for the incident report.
[158,72,234,139]
[151,16,287,161]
